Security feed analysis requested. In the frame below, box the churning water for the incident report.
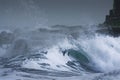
[0,25,120,80]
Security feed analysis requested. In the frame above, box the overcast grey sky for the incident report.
[0,0,113,27]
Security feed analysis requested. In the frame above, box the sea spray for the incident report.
[1,25,120,80]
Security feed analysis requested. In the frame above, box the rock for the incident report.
[105,0,120,26]
[104,0,120,36]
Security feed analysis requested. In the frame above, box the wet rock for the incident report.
[104,0,120,36]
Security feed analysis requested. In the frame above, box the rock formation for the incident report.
[104,0,120,36]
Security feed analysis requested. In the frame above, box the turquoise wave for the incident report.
[63,49,101,73]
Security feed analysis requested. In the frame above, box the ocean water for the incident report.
[0,25,120,80]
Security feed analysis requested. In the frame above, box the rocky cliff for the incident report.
[104,0,120,36]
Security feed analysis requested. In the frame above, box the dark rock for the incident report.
[104,0,120,36]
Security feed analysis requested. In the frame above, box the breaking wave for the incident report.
[0,25,120,80]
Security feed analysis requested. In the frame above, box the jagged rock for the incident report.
[105,0,120,26]
[104,0,120,36]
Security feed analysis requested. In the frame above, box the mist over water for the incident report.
[0,0,120,80]
[0,23,120,80]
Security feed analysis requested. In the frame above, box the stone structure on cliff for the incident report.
[104,0,120,35]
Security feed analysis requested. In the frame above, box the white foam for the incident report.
[22,38,77,71]
[78,34,120,72]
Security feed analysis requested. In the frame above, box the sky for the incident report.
[0,0,113,27]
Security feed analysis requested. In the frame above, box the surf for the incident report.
[0,25,120,80]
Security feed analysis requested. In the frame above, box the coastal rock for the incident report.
[104,0,120,36]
